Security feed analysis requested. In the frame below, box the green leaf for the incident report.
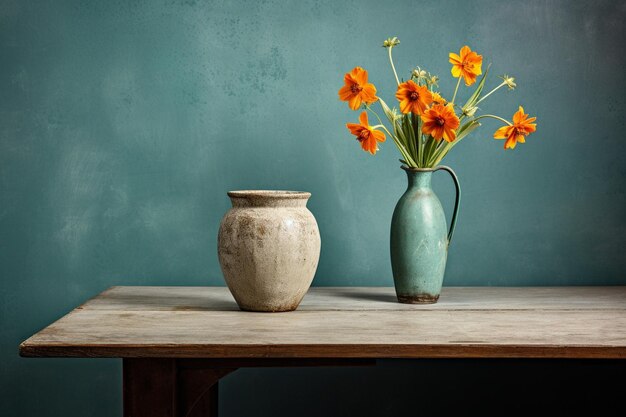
[423,135,437,165]
[378,98,396,125]
[402,114,417,162]
[390,121,418,167]
[456,120,481,141]
[411,113,423,164]
[423,120,482,167]
[393,117,407,147]
[463,64,491,110]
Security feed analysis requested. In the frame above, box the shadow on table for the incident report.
[325,289,399,304]
[93,289,240,311]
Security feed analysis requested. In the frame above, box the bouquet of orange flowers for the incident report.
[339,37,537,167]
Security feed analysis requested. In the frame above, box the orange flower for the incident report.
[338,67,378,110]
[346,111,386,155]
[449,45,483,86]
[421,104,460,142]
[493,106,537,149]
[431,92,446,105]
[395,80,433,115]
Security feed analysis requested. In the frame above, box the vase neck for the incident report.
[405,170,433,190]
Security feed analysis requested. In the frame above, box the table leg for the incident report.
[177,366,236,416]
[123,358,236,417]
[123,358,372,416]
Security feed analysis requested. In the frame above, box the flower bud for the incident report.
[462,106,478,117]
[500,74,516,90]
[382,37,400,48]
[411,67,428,82]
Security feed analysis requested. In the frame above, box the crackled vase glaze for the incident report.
[218,190,321,312]
[390,166,461,304]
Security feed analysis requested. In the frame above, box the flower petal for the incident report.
[505,136,517,149]
[360,135,377,155]
[421,113,435,123]
[361,84,378,102]
[513,106,525,124]
[372,129,386,142]
[448,116,460,129]
[348,95,362,110]
[494,126,511,139]
[463,72,477,86]
[358,111,369,126]
[460,45,471,59]
[369,137,379,154]
[395,88,406,101]
[338,85,354,101]
[354,67,368,85]
[443,126,456,142]
[346,123,363,136]
[432,126,444,140]
[399,99,412,114]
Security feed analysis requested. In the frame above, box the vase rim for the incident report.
[401,165,438,172]
[227,190,311,199]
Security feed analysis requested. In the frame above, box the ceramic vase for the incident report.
[218,190,321,312]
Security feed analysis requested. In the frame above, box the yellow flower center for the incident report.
[350,83,363,94]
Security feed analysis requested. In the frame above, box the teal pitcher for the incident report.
[390,166,461,304]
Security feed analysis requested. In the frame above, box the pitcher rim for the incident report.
[401,165,438,172]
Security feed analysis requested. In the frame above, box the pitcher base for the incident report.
[397,294,440,304]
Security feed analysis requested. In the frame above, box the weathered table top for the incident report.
[20,286,626,359]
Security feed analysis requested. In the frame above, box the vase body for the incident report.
[390,166,460,304]
[218,190,321,312]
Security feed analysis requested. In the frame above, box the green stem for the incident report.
[402,114,416,162]
[367,106,388,129]
[451,76,462,105]
[418,122,425,167]
[388,47,400,86]
[367,107,417,166]
[423,135,438,167]
[392,134,417,167]
[473,114,512,125]
[411,113,421,165]
[474,81,506,106]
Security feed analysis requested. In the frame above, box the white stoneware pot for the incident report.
[217,190,321,312]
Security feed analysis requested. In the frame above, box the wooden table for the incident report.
[20,286,626,417]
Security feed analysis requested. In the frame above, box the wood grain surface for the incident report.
[20,286,626,359]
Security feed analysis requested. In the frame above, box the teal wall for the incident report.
[1,0,625,416]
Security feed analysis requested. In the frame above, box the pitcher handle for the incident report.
[434,166,461,246]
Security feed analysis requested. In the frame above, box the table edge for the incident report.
[19,342,626,359]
